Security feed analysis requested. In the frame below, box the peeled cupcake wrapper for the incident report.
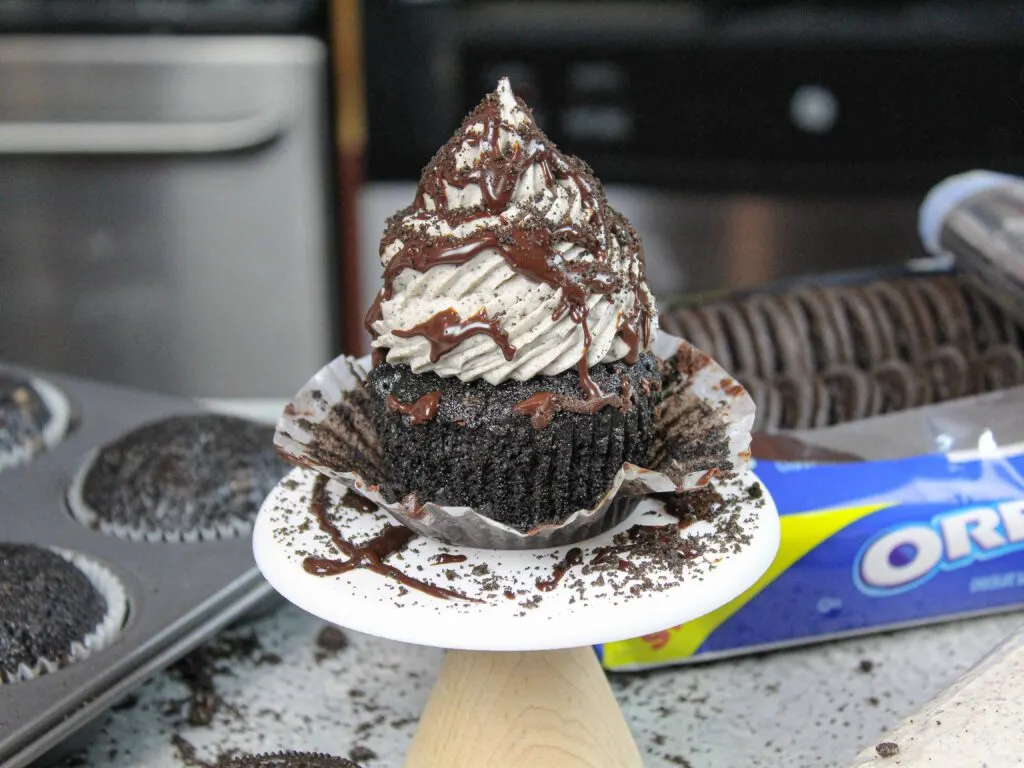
[273,333,754,550]
[0,373,73,471]
[66,449,257,544]
[3,548,127,685]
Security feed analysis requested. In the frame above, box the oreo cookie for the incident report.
[738,298,778,379]
[0,372,71,472]
[793,288,846,370]
[715,301,759,376]
[1,543,126,684]
[68,414,289,543]
[224,753,362,768]
[670,308,717,362]
[366,355,661,532]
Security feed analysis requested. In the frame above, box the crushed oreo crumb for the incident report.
[875,742,899,758]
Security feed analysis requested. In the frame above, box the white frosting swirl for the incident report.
[369,78,657,386]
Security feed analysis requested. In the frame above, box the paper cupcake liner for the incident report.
[274,333,753,550]
[0,372,73,471]
[2,548,128,685]
[66,449,257,544]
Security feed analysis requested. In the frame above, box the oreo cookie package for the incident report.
[599,386,1024,670]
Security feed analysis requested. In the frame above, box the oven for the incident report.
[0,1,338,397]
[355,0,1024,323]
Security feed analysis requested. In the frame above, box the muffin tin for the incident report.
[661,272,1024,432]
[0,365,278,768]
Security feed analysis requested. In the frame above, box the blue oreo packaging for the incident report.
[599,439,1024,670]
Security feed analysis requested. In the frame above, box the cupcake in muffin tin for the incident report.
[0,543,127,685]
[68,413,291,543]
[0,370,71,472]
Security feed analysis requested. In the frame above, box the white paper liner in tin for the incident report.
[274,333,754,550]
[66,448,256,544]
[0,373,72,471]
[2,548,128,685]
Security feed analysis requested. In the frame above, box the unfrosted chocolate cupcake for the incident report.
[0,543,125,684]
[0,371,70,471]
[362,78,660,531]
[368,354,660,530]
[68,414,289,542]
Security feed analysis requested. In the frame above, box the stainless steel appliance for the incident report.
[358,1,1024,308]
[0,33,335,398]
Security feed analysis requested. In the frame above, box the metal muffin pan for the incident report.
[0,366,277,768]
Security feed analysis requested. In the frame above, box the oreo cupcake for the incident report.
[0,370,71,471]
[276,80,755,548]
[1,543,126,684]
[68,414,290,542]
[362,78,659,530]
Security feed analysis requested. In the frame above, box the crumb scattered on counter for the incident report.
[875,741,899,758]
[314,626,349,662]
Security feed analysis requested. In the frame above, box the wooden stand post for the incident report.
[405,647,643,768]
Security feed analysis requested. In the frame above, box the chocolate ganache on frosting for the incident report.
[366,78,657,397]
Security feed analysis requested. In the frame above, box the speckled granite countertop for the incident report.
[61,603,1022,768]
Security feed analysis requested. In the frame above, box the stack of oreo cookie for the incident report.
[660,274,1024,430]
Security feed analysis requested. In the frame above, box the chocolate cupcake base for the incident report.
[367,355,660,532]
[274,333,755,550]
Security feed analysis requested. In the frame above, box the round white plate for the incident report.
[253,468,780,652]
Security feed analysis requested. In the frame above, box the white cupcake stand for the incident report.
[253,468,779,767]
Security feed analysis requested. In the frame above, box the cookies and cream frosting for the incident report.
[366,78,657,392]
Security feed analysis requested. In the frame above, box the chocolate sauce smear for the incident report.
[535,547,583,592]
[365,83,653,403]
[339,490,378,514]
[512,379,632,430]
[385,391,441,425]
[302,476,479,602]
[393,307,515,363]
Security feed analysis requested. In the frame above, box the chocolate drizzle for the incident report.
[513,379,633,430]
[385,391,441,425]
[302,476,478,602]
[340,490,378,514]
[393,307,515,363]
[364,80,654,403]
[535,547,583,592]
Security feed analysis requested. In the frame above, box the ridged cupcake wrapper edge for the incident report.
[66,449,257,544]
[2,549,128,685]
[0,373,73,471]
[273,333,754,550]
